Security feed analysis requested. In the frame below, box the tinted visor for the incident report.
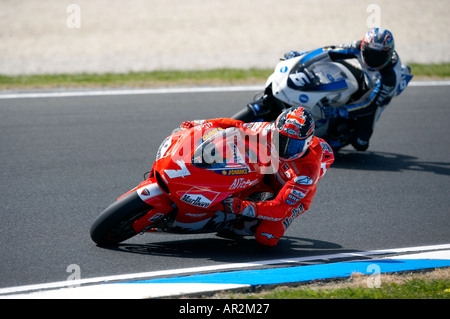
[279,134,308,159]
[362,47,391,69]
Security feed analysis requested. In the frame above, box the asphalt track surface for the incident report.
[0,84,449,289]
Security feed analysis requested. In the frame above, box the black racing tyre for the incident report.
[90,191,153,246]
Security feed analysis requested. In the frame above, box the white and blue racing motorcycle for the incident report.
[232,48,413,150]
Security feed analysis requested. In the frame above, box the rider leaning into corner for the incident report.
[181,107,334,247]
[285,28,409,151]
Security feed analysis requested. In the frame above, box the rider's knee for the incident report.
[254,222,285,247]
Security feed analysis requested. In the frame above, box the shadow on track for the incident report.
[99,236,356,263]
[333,150,450,176]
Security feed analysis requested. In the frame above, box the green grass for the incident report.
[0,63,448,90]
[215,268,450,299]
[0,68,272,90]
[409,63,450,78]
[244,278,449,299]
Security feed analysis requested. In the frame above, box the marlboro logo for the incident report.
[180,187,220,208]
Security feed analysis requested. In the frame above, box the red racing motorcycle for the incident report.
[90,122,278,246]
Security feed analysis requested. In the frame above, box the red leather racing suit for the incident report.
[204,118,335,246]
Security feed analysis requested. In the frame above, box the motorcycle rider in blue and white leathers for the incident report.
[285,28,411,151]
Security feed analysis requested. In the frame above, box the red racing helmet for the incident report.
[275,107,315,160]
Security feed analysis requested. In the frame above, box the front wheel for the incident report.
[90,191,153,246]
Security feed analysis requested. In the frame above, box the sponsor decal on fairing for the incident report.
[180,187,220,208]
[165,160,191,179]
[229,178,258,190]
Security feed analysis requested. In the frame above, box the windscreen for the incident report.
[192,127,256,169]
[287,61,348,92]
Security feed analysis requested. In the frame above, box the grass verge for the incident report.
[0,63,449,90]
[0,68,273,90]
[211,267,450,299]
[408,63,450,79]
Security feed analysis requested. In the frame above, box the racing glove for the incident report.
[180,120,206,129]
[284,50,304,60]
[223,197,257,218]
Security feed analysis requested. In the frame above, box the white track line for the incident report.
[0,80,449,100]
[0,85,262,100]
[1,243,449,296]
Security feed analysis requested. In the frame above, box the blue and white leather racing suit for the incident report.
[287,41,410,151]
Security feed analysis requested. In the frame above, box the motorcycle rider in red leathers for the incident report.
[181,107,334,247]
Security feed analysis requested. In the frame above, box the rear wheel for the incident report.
[90,192,152,246]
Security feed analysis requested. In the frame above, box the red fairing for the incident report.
[132,120,273,233]
[114,118,333,245]
[131,179,175,233]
